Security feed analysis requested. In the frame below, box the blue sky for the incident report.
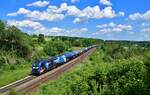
[0,0,150,41]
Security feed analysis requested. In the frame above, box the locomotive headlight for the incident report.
[33,67,39,69]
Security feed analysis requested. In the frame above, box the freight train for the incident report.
[32,45,96,75]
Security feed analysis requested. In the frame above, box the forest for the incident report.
[0,20,150,95]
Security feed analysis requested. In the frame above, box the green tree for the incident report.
[38,34,45,43]
[0,22,32,58]
[44,41,69,56]
[0,20,5,32]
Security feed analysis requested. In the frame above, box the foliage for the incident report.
[38,34,45,43]
[34,42,150,95]
[0,20,33,58]
[44,40,70,56]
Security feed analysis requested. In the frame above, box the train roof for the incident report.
[32,59,47,67]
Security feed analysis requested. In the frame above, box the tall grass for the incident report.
[0,59,31,87]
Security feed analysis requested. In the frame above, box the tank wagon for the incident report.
[32,46,96,75]
[64,52,76,61]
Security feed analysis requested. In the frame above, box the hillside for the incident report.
[0,20,150,95]
[33,41,150,95]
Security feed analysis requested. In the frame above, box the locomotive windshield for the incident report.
[33,60,39,66]
[32,60,44,67]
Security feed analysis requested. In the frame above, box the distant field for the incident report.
[45,37,52,41]
[71,47,84,50]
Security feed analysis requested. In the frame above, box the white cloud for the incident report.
[141,23,150,27]
[26,11,64,21]
[48,27,66,33]
[129,10,150,20]
[67,6,122,19]
[100,0,112,6]
[48,3,124,19]
[37,4,123,21]
[41,27,89,37]
[67,5,81,16]
[73,17,88,23]
[73,18,81,23]
[96,22,132,30]
[47,3,68,14]
[118,11,125,16]
[8,20,46,32]
[64,28,89,37]
[71,0,79,3]
[27,1,49,7]
[7,8,30,16]
[8,8,65,22]
[141,28,150,33]
[140,28,150,40]
[80,28,88,32]
[96,22,132,34]
[7,19,89,37]
[7,3,124,22]
[101,6,115,18]
[47,5,60,13]
[7,20,65,35]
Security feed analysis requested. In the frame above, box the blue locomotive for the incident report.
[32,59,53,75]
[32,46,96,75]
[53,55,67,65]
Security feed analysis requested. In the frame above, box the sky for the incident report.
[0,0,150,41]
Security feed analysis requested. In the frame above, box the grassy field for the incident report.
[71,46,84,50]
[0,63,31,87]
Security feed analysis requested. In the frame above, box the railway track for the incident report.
[0,48,96,94]
[0,76,36,93]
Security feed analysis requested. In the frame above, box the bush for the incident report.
[38,34,45,43]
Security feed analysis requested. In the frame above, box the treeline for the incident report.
[101,42,150,62]
[43,36,103,56]
[106,40,150,47]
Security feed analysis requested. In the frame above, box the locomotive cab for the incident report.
[32,60,52,75]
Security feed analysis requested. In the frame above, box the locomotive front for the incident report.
[32,60,45,75]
